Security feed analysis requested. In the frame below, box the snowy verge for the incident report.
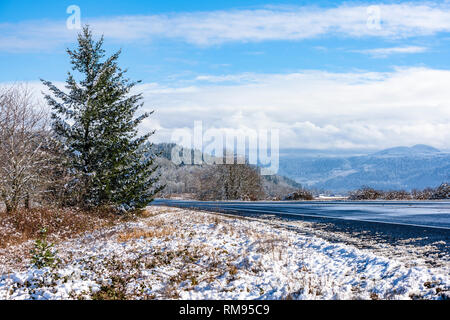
[0,206,449,300]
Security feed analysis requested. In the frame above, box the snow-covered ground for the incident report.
[0,206,448,300]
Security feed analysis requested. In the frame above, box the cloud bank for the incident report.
[137,67,450,150]
[354,46,428,58]
[7,67,450,150]
[3,3,450,51]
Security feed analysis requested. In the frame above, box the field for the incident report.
[1,206,448,300]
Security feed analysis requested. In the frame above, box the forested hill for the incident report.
[278,145,450,193]
[148,143,302,199]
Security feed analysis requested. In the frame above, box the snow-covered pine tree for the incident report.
[41,26,163,212]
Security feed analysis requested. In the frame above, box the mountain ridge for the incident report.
[373,144,441,156]
[278,144,449,193]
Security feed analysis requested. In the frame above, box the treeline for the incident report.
[154,142,450,202]
[348,183,449,200]
[0,27,161,215]
[154,143,301,201]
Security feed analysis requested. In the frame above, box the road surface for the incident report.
[153,199,450,229]
[152,200,450,250]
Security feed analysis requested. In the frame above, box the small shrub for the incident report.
[30,227,58,269]
[228,265,238,276]
[92,276,128,300]
[370,292,380,300]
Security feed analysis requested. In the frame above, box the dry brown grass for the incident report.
[117,226,176,242]
[139,207,173,218]
[0,207,117,248]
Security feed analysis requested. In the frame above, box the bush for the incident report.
[0,207,117,248]
[30,228,58,269]
[431,183,450,199]
[383,190,412,200]
[349,183,449,200]
[283,189,314,201]
[348,187,383,200]
[411,188,434,200]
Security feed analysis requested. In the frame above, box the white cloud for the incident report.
[3,3,450,51]
[136,67,450,150]
[5,67,450,151]
[355,46,428,57]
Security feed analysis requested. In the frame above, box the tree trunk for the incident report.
[5,202,14,214]
[25,192,30,210]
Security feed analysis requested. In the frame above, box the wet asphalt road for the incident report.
[152,200,450,254]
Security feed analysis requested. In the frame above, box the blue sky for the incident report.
[1,0,450,150]
[1,0,450,83]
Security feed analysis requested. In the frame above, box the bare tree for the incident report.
[197,162,265,201]
[0,85,54,213]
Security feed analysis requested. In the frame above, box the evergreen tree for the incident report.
[42,26,163,212]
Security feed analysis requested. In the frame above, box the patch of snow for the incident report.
[0,207,448,300]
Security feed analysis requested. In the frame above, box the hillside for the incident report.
[149,143,449,195]
[278,145,450,193]
[150,143,302,199]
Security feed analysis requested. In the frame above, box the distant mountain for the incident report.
[278,145,450,193]
[149,143,448,195]
[374,144,441,156]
